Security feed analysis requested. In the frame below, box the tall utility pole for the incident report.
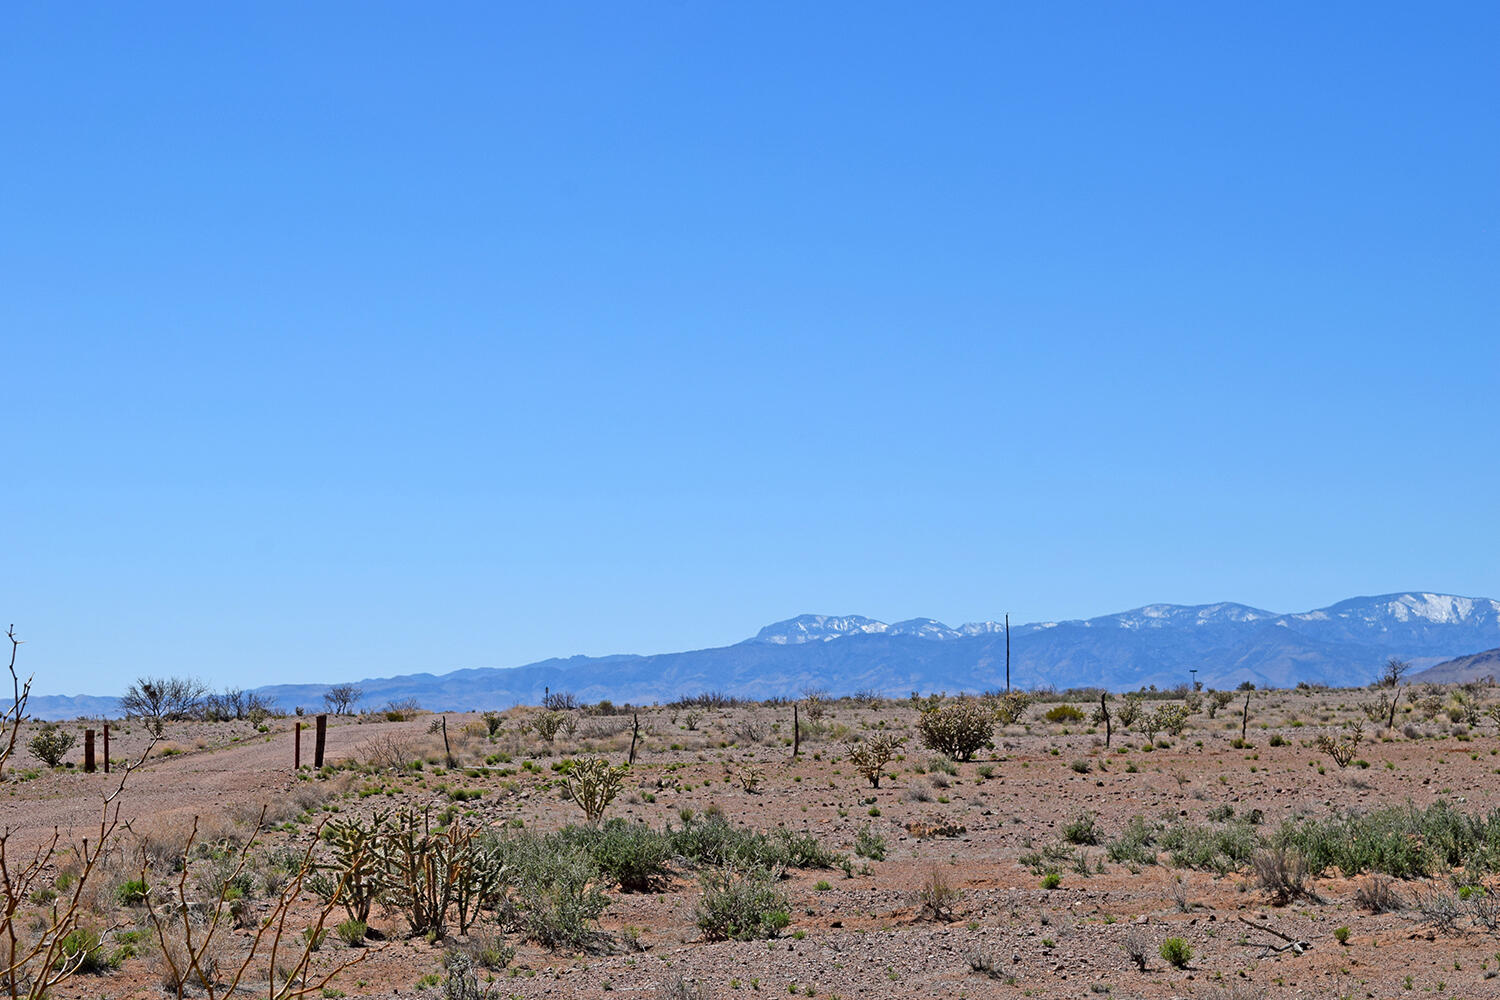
[1005,614,1011,693]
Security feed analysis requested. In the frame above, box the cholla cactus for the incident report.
[993,692,1032,726]
[533,711,565,742]
[1317,720,1363,768]
[842,734,905,788]
[1152,704,1190,737]
[918,700,994,761]
[566,757,628,825]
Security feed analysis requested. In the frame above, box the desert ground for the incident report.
[4,682,1500,1000]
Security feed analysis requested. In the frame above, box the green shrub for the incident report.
[1159,936,1193,968]
[1063,811,1098,845]
[1040,872,1061,890]
[669,813,843,870]
[1044,705,1084,723]
[1274,800,1500,880]
[695,865,791,941]
[56,928,112,974]
[493,833,609,950]
[116,879,149,907]
[1106,816,1161,866]
[854,824,887,862]
[1161,820,1259,874]
[568,820,674,892]
[335,919,367,946]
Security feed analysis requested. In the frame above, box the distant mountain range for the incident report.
[26,592,1500,719]
[1412,646,1500,685]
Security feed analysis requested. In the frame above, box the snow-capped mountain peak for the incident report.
[749,594,1500,651]
[752,615,891,644]
[1302,593,1500,627]
[887,618,964,640]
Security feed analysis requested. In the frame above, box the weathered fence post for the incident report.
[792,703,800,759]
[1241,692,1252,742]
[314,714,327,769]
[102,724,110,773]
[84,729,95,773]
[294,721,302,770]
[628,712,640,765]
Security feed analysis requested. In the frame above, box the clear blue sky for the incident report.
[3,3,1496,696]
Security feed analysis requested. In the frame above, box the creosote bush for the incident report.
[1043,704,1084,723]
[1159,936,1193,968]
[695,865,790,941]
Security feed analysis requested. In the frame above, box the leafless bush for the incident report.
[733,720,768,745]
[201,688,278,722]
[121,675,210,732]
[1470,890,1500,931]
[1354,874,1404,913]
[361,732,418,772]
[145,812,378,997]
[1123,928,1151,970]
[965,945,1004,978]
[658,973,710,1000]
[1415,888,1462,934]
[323,683,363,715]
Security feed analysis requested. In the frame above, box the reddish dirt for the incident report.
[6,689,1500,1000]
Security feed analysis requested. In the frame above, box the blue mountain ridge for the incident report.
[25,592,1500,719]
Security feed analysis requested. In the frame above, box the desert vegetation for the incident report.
[6,641,1500,997]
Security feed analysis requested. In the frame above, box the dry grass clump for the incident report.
[1252,845,1315,904]
[1354,874,1404,913]
[916,866,960,921]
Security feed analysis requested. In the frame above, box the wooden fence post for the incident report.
[294,721,302,769]
[792,703,800,759]
[314,714,327,768]
[84,730,95,772]
[103,724,109,773]
[628,712,640,765]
